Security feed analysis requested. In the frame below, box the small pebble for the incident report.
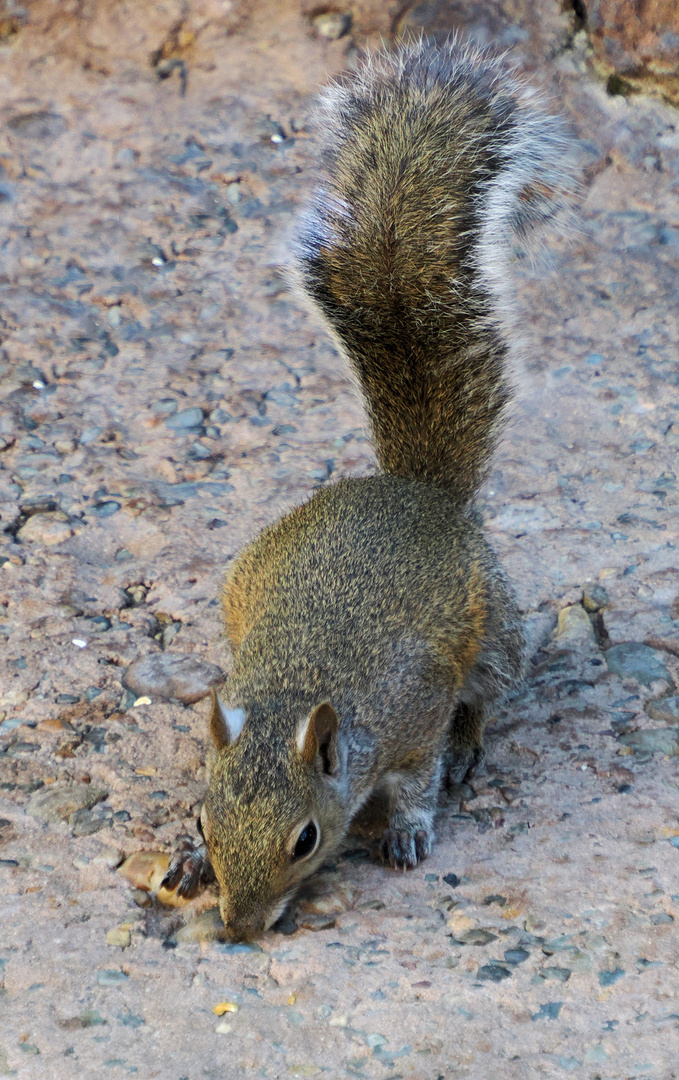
[152,398,178,416]
[646,696,679,724]
[174,908,224,943]
[105,928,131,948]
[605,643,672,686]
[213,1002,239,1015]
[532,1002,563,1021]
[582,584,610,612]
[618,728,679,755]
[27,782,108,824]
[165,407,204,431]
[17,512,73,545]
[70,808,112,836]
[540,966,572,982]
[599,967,625,987]
[71,1009,107,1028]
[504,948,530,965]
[92,849,123,869]
[97,969,128,986]
[553,604,595,645]
[122,653,223,705]
[312,11,351,38]
[91,501,120,517]
[215,941,262,955]
[477,964,511,982]
[456,929,497,946]
[131,889,152,909]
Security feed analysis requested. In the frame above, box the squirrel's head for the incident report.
[201,690,347,941]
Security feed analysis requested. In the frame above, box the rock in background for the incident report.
[587,0,679,106]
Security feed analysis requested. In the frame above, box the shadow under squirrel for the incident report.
[162,39,575,941]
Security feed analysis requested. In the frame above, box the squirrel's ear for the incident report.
[209,688,246,750]
[297,701,339,776]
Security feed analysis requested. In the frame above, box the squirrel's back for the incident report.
[295,40,575,501]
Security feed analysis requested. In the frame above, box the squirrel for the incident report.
[161,39,575,941]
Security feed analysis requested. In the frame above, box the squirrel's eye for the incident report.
[196,814,205,840]
[292,821,318,861]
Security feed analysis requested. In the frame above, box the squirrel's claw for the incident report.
[380,827,431,871]
[161,837,215,898]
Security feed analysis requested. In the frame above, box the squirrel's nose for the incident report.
[219,897,263,942]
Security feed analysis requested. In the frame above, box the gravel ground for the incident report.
[1,2,678,1078]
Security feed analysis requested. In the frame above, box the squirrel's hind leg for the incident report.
[444,701,486,787]
[379,748,445,870]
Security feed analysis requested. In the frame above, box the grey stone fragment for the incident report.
[97,969,128,986]
[7,110,67,139]
[26,782,108,823]
[646,696,679,724]
[619,728,679,755]
[504,948,530,965]
[540,966,571,982]
[605,643,673,686]
[122,652,223,704]
[70,807,113,836]
[457,929,497,946]
[582,584,610,612]
[165,407,204,430]
[477,963,511,982]
[532,1002,562,1020]
[598,967,625,987]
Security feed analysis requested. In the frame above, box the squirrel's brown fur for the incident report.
[162,39,575,941]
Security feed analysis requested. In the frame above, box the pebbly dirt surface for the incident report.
[1,2,679,1078]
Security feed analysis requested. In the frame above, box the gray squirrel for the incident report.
[161,38,575,941]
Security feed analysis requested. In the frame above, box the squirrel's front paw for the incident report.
[161,836,215,899]
[381,827,432,871]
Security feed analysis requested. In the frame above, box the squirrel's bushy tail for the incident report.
[295,39,576,501]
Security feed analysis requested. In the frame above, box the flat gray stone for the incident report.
[26,782,108,823]
[165,407,204,430]
[70,807,113,836]
[122,652,223,705]
[619,728,679,756]
[604,643,673,687]
[646,696,679,724]
[97,969,129,986]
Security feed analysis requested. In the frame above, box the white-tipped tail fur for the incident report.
[294,38,579,500]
